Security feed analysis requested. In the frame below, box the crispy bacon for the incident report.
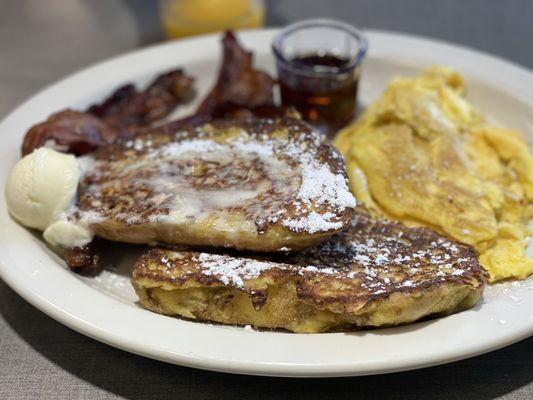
[64,239,101,274]
[20,31,278,157]
[21,70,195,156]
[21,110,119,156]
[88,69,195,130]
[196,31,276,118]
[149,113,212,136]
[220,105,291,120]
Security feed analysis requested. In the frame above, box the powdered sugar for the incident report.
[176,209,483,298]
[160,139,223,157]
[283,211,345,234]
[298,164,356,210]
[299,265,336,275]
[198,253,277,288]
[84,122,355,235]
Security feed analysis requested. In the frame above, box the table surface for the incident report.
[1,1,532,399]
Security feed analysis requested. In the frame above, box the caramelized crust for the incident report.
[132,207,488,333]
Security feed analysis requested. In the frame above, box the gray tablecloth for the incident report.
[1,1,532,399]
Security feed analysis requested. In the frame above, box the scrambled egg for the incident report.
[335,67,533,282]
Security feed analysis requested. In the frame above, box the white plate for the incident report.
[0,29,532,378]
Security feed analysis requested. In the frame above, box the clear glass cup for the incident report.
[272,19,367,137]
[159,0,265,39]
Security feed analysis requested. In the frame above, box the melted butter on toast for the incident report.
[70,117,355,251]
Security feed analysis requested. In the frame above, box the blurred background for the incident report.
[1,0,533,118]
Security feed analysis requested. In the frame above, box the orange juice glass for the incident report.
[159,0,265,39]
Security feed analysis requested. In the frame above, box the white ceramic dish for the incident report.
[0,29,532,378]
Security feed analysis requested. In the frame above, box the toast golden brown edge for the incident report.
[131,208,488,333]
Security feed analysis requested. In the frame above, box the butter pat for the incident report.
[5,147,93,247]
[43,219,93,248]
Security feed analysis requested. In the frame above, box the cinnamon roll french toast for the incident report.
[72,116,355,251]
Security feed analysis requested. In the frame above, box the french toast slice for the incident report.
[131,208,488,333]
[74,116,355,251]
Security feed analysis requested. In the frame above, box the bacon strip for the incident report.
[21,31,279,158]
[196,31,276,118]
[88,69,195,130]
[21,69,195,156]
[21,110,118,156]
[64,239,101,274]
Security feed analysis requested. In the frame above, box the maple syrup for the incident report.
[272,19,367,138]
[277,53,360,137]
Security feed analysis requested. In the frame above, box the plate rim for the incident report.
[0,28,532,378]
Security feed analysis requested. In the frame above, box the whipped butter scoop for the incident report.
[5,147,93,248]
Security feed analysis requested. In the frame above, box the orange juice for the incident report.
[160,0,265,39]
